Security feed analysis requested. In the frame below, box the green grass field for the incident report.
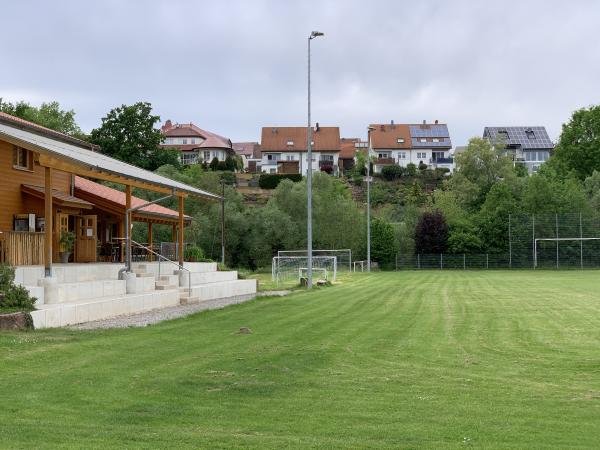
[1,271,599,449]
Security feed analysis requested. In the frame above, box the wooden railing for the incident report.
[0,231,45,266]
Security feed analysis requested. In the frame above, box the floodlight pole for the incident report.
[367,127,374,272]
[221,181,225,266]
[306,30,324,288]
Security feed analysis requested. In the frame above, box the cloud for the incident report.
[1,0,599,145]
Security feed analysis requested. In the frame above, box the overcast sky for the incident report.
[1,0,599,146]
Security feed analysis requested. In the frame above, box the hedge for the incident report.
[258,173,303,189]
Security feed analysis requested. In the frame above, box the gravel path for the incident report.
[70,294,258,330]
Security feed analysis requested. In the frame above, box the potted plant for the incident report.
[59,231,76,263]
[184,245,204,263]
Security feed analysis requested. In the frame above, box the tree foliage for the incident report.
[90,102,179,171]
[415,210,449,254]
[0,99,86,139]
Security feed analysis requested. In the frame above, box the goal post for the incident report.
[277,249,351,272]
[533,237,600,269]
[272,255,337,284]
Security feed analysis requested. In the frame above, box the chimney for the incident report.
[435,119,439,124]
[272,127,278,134]
[391,119,395,128]
[161,120,172,132]
[315,122,320,132]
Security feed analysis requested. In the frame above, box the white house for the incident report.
[259,125,341,176]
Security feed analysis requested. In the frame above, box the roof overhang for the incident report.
[0,119,222,202]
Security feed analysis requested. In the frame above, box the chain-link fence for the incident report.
[396,213,600,270]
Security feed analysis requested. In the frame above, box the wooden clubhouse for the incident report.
[0,112,220,276]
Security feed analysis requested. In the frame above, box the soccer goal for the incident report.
[277,249,351,272]
[534,237,600,268]
[272,255,337,285]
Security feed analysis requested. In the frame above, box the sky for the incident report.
[1,0,599,146]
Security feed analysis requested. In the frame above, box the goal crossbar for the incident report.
[533,237,600,268]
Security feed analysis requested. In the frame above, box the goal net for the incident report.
[534,237,600,269]
[272,256,337,284]
[277,249,351,272]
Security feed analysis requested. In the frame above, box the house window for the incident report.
[397,138,405,144]
[417,152,427,159]
[321,154,334,161]
[286,155,295,161]
[182,138,188,144]
[13,146,32,171]
[287,140,294,146]
[432,138,440,143]
[267,154,281,161]
[378,152,391,159]
[526,129,535,139]
[203,151,211,161]
[419,138,427,143]
[180,152,199,165]
[398,152,407,160]
[191,138,196,144]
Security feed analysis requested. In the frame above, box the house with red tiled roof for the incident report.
[339,138,367,173]
[232,142,261,172]
[369,120,453,173]
[160,120,234,166]
[260,125,340,175]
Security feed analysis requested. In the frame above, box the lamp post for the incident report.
[306,30,324,289]
[367,126,375,272]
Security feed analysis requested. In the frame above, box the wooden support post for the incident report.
[178,196,184,267]
[148,222,153,262]
[44,167,53,276]
[125,185,131,264]
[119,220,125,263]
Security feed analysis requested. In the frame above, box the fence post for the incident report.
[532,214,535,269]
[508,213,512,269]
[555,213,559,269]
[417,253,420,270]
[440,253,443,270]
[580,212,584,269]
[486,253,489,270]
[463,253,466,270]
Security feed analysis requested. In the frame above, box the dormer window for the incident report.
[397,138,405,143]
[419,138,427,143]
[525,129,535,139]
[287,140,294,146]
[182,138,188,144]
[432,138,440,143]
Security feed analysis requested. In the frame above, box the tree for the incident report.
[209,157,220,171]
[448,137,514,210]
[90,102,179,171]
[550,105,600,180]
[477,181,521,253]
[415,210,449,254]
[225,155,236,172]
[370,217,398,267]
[0,99,85,139]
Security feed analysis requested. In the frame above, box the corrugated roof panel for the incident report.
[0,122,221,200]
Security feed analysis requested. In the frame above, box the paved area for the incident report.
[70,294,257,330]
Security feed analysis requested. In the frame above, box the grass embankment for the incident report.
[1,271,599,448]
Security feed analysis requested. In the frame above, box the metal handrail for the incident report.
[114,238,192,296]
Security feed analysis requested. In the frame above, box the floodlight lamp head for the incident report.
[310,31,324,39]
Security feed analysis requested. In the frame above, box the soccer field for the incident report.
[1,271,599,449]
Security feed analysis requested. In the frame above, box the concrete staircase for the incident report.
[15,261,258,329]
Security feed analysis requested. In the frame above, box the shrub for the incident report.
[0,264,36,311]
[406,163,417,176]
[217,161,228,171]
[258,173,302,189]
[1,285,36,311]
[184,245,205,262]
[381,165,404,181]
[415,210,449,254]
[219,171,236,186]
[209,157,219,171]
[418,162,428,171]
[225,155,236,171]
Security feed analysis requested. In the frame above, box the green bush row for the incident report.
[258,173,303,189]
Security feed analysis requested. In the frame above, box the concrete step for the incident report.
[181,270,238,287]
[135,272,154,278]
[184,279,257,302]
[155,282,177,291]
[30,289,181,328]
[159,274,179,285]
[51,279,127,303]
[179,295,200,305]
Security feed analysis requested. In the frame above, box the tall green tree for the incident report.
[447,137,514,210]
[415,210,449,254]
[549,105,600,180]
[90,102,180,171]
[0,99,86,139]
